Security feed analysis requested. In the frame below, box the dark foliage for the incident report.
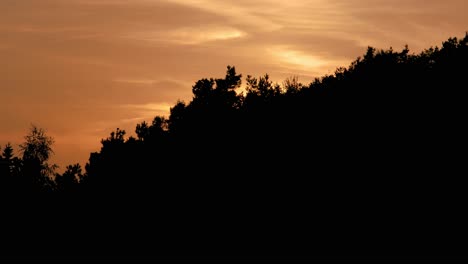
[2,34,468,261]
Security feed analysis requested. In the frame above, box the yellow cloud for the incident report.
[269,46,326,70]
[122,103,173,116]
[126,26,245,45]
[169,26,245,44]
[163,0,282,31]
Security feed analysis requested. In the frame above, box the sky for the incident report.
[1,0,467,170]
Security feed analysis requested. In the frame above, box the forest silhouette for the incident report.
[1,34,468,261]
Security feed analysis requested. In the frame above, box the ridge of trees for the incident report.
[2,34,467,194]
[1,34,468,259]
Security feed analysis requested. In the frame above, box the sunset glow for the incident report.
[1,0,467,169]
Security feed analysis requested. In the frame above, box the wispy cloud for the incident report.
[126,26,246,45]
[121,103,174,116]
[269,46,326,72]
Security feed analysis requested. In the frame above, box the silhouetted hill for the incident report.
[2,34,468,261]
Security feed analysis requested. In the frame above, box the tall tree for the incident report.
[2,143,14,161]
[19,125,56,192]
[0,143,14,177]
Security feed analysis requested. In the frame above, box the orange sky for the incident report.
[1,0,467,171]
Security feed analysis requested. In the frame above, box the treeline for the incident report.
[1,34,468,260]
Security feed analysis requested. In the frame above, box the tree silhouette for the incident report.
[1,144,11,173]
[2,33,468,261]
[2,143,14,161]
[55,164,83,193]
[0,144,14,190]
[19,125,56,193]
